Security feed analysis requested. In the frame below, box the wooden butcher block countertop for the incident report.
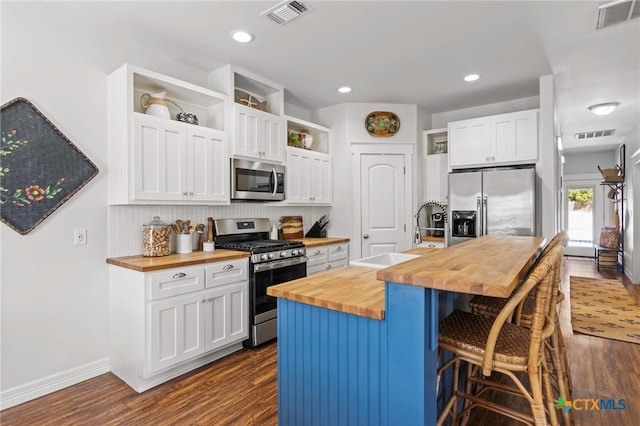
[377,236,546,298]
[106,249,250,272]
[293,237,350,247]
[267,247,440,320]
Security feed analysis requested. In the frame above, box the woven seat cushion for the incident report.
[439,309,530,365]
[469,294,537,322]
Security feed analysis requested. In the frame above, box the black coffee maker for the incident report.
[451,211,476,237]
[430,213,445,237]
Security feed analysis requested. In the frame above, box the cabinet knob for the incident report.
[315,249,321,254]
[172,272,187,279]
[363,234,369,239]
[326,265,331,269]
[223,264,234,270]
[336,246,343,250]
[201,299,206,303]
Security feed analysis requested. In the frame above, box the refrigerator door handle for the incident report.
[476,196,482,237]
[483,196,488,236]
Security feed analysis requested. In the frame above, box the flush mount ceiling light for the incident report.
[338,86,352,93]
[230,30,255,43]
[588,102,620,116]
[464,74,480,82]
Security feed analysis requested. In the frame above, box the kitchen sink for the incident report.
[349,252,420,269]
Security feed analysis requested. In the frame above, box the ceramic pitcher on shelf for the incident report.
[140,91,171,119]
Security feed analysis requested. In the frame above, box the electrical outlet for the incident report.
[74,228,87,245]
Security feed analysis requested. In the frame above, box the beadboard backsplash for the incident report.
[108,204,331,257]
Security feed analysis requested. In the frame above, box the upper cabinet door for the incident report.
[492,110,538,164]
[448,118,491,168]
[187,128,228,202]
[233,105,261,159]
[449,109,538,169]
[261,114,284,163]
[133,114,188,201]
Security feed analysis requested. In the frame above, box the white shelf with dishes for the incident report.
[108,63,229,205]
[208,65,285,163]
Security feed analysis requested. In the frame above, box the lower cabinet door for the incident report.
[204,282,248,352]
[147,292,206,374]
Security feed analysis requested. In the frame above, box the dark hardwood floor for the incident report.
[1,257,638,425]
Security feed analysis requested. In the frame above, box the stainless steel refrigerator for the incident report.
[448,166,536,246]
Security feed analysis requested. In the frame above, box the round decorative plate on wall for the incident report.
[365,111,401,137]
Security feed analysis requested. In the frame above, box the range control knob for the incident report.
[260,254,268,261]
[268,253,275,259]
[291,249,298,256]
[280,251,287,257]
[299,248,305,255]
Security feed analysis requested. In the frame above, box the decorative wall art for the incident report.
[365,111,401,137]
[0,97,99,234]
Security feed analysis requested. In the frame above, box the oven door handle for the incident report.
[254,256,308,273]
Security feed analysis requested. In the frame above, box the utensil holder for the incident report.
[176,234,193,254]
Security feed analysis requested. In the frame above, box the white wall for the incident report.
[625,121,639,281]
[431,96,539,129]
[564,151,616,175]
[0,4,330,408]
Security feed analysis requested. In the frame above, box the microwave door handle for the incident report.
[272,168,278,197]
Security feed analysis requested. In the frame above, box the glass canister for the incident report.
[142,216,171,257]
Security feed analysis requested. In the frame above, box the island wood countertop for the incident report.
[106,249,250,272]
[377,236,546,298]
[267,247,440,320]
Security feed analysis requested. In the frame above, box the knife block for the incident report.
[305,221,327,238]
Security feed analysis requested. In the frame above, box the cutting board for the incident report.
[281,216,304,239]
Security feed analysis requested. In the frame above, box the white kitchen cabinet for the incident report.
[234,105,284,162]
[448,109,538,169]
[306,243,348,275]
[109,257,249,392]
[108,63,228,205]
[148,291,205,373]
[286,147,332,205]
[306,246,328,276]
[133,114,227,202]
[422,129,448,203]
[209,65,285,163]
[204,282,247,352]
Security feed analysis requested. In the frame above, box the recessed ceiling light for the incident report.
[338,86,352,93]
[464,74,480,82]
[230,30,254,43]
[588,102,620,116]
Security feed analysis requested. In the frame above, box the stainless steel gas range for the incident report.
[214,218,307,347]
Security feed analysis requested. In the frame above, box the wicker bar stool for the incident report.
[468,231,572,405]
[437,245,564,426]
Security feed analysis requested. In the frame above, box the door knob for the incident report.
[363,234,369,239]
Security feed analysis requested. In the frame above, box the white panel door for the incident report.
[361,154,406,257]
[234,105,260,158]
[262,114,284,163]
[187,128,227,202]
[148,292,205,374]
[204,282,248,352]
[133,114,187,201]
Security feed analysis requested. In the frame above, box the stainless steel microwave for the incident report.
[231,159,285,201]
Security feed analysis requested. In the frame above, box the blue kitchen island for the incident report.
[267,236,545,426]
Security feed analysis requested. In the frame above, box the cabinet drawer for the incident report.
[328,244,348,262]
[306,247,328,267]
[206,258,248,288]
[147,266,205,301]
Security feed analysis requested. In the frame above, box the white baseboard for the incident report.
[0,357,110,411]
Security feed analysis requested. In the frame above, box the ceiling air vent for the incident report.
[261,1,313,25]
[597,0,639,29]
[575,129,616,140]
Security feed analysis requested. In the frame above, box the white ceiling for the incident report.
[4,1,639,154]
